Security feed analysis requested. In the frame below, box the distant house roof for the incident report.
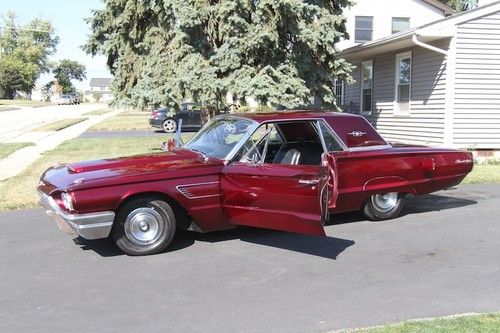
[421,0,454,16]
[90,78,112,87]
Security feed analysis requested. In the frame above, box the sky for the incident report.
[0,0,111,91]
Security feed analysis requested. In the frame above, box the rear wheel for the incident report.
[162,119,177,133]
[112,198,176,255]
[362,192,405,221]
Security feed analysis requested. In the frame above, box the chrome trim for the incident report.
[316,120,328,153]
[348,144,393,152]
[37,191,114,240]
[176,181,221,200]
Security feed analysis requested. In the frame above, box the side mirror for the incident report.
[162,138,177,151]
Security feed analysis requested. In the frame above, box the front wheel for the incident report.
[162,119,177,133]
[362,192,405,221]
[112,198,176,255]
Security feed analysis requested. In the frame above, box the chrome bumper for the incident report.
[37,191,115,240]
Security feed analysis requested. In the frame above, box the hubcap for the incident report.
[163,120,176,132]
[124,207,165,246]
[371,192,398,213]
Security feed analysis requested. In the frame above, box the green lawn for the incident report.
[463,164,500,184]
[33,118,88,132]
[83,108,112,116]
[340,313,500,333]
[89,113,150,131]
[0,136,166,210]
[0,99,54,107]
[0,142,34,160]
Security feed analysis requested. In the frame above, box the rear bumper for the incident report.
[149,118,163,128]
[37,191,115,240]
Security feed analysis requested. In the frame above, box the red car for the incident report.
[38,111,473,255]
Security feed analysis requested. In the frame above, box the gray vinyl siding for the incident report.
[454,11,500,149]
[343,39,450,145]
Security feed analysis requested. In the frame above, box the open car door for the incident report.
[220,119,339,236]
[221,162,330,236]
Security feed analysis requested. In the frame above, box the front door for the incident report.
[221,163,328,236]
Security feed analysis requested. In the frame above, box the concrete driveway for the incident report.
[0,184,499,332]
[0,103,105,142]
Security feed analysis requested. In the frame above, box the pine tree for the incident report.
[84,0,352,111]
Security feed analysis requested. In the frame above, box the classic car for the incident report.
[38,111,473,255]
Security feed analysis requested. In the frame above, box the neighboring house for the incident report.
[338,1,500,157]
[337,0,453,51]
[85,78,114,102]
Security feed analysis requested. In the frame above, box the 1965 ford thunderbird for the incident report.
[37,111,473,255]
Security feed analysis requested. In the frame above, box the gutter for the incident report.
[411,34,448,56]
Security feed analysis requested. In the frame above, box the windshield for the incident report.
[184,117,255,159]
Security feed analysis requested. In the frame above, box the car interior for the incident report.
[236,120,343,166]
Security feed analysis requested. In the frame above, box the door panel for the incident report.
[221,163,327,236]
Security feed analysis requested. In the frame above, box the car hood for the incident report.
[39,149,224,193]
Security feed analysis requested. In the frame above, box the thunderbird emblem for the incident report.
[348,131,366,137]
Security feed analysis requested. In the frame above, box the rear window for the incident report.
[325,116,387,149]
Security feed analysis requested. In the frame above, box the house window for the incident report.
[392,17,410,34]
[334,79,344,106]
[360,60,373,115]
[394,52,412,114]
[355,16,373,43]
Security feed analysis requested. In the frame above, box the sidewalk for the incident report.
[0,109,121,181]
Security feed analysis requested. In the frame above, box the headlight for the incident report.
[60,192,74,211]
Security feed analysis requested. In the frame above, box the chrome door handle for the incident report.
[298,179,319,185]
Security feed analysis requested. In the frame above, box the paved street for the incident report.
[0,184,499,332]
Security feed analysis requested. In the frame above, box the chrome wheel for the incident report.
[124,207,166,246]
[163,119,177,133]
[370,192,398,213]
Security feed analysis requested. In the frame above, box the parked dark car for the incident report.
[149,103,203,133]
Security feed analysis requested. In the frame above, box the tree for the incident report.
[92,92,102,102]
[0,12,59,98]
[84,0,352,111]
[438,0,478,11]
[52,59,86,93]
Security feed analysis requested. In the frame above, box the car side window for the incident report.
[237,124,283,163]
[319,121,343,152]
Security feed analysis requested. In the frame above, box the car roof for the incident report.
[233,110,362,123]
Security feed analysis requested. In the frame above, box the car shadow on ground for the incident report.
[74,192,476,258]
[74,228,355,260]
[327,192,478,226]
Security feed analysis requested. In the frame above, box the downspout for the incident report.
[411,33,454,147]
[411,34,448,56]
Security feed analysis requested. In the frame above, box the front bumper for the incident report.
[38,191,115,240]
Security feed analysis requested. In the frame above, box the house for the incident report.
[337,0,453,51]
[85,77,114,102]
[338,0,500,158]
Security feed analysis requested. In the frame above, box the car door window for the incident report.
[318,121,344,152]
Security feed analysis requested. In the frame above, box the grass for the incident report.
[463,164,500,184]
[0,142,34,160]
[0,136,167,211]
[89,112,150,131]
[340,313,500,333]
[33,118,89,132]
[0,106,20,112]
[84,108,112,116]
[0,99,54,107]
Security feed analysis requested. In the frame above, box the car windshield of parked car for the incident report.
[184,117,255,159]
